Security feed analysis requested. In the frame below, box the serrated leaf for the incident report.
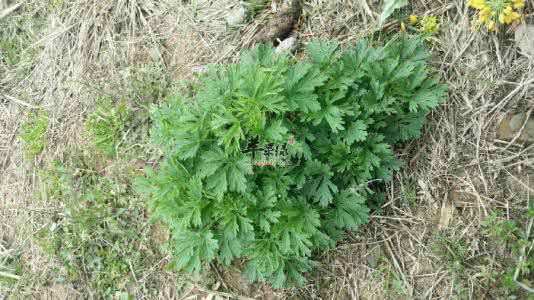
[344,120,368,144]
[329,190,370,229]
[306,40,339,64]
[173,230,218,275]
[316,177,338,207]
[227,155,253,193]
[219,238,242,265]
[265,120,288,142]
[206,167,228,196]
[142,35,446,288]
[198,149,226,178]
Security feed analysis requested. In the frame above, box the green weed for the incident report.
[401,185,417,206]
[481,207,534,297]
[140,35,446,288]
[86,100,131,156]
[0,37,21,66]
[432,233,472,298]
[37,157,159,296]
[19,110,48,159]
[372,255,407,296]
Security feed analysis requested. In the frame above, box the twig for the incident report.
[503,108,534,151]
[0,270,21,280]
[515,280,534,294]
[0,2,23,20]
[2,94,37,109]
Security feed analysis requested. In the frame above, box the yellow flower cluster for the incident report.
[400,15,439,35]
[468,0,524,31]
[420,16,440,34]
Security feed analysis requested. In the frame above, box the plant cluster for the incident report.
[86,99,131,156]
[138,35,446,287]
[419,16,440,34]
[38,157,158,296]
[468,0,524,31]
[481,208,534,296]
[402,15,440,35]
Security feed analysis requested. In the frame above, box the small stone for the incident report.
[515,24,534,59]
[274,36,297,54]
[497,112,534,143]
[226,6,247,27]
[148,47,161,61]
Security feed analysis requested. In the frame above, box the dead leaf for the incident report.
[437,199,454,230]
[449,191,477,208]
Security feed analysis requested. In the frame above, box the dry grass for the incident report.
[1,0,534,298]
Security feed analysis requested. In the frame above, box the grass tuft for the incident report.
[85,100,131,157]
[19,110,48,159]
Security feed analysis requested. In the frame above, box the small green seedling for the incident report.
[19,110,48,159]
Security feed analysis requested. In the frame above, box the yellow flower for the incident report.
[513,0,525,8]
[420,16,439,34]
[400,21,406,32]
[469,0,488,10]
[469,0,524,31]
[487,20,496,30]
[479,12,489,23]
[504,6,513,14]
[408,15,418,24]
[498,13,506,23]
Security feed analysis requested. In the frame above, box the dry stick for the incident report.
[357,0,375,22]
[515,280,534,293]
[505,170,534,194]
[384,239,410,295]
[2,94,37,109]
[0,271,21,280]
[0,2,23,20]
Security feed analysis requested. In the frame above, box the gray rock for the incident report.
[497,112,534,143]
[275,36,297,54]
[226,6,247,27]
[515,24,534,59]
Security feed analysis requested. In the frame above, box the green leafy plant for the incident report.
[19,110,48,159]
[481,208,534,296]
[86,99,131,156]
[138,35,446,287]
